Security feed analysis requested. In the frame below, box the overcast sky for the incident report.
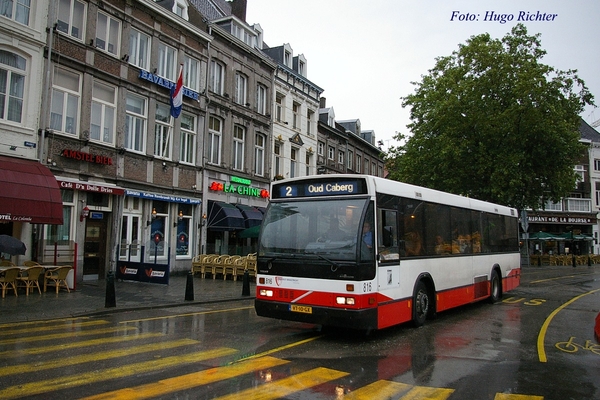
[245,0,600,150]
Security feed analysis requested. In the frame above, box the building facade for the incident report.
[523,119,600,257]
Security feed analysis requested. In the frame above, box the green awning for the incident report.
[238,224,260,238]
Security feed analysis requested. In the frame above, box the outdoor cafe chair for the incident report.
[223,255,241,280]
[17,265,44,295]
[44,266,72,293]
[0,267,20,298]
[0,260,16,267]
[23,260,41,267]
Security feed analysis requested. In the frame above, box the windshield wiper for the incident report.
[313,254,342,272]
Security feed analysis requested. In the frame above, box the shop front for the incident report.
[119,190,201,281]
[203,175,270,255]
[523,213,597,258]
[55,178,125,281]
[0,155,64,263]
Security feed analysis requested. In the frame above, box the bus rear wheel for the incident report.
[489,270,502,303]
[413,281,430,327]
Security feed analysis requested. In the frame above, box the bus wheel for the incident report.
[413,281,430,327]
[489,270,502,303]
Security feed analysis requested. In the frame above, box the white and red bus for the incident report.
[254,175,520,330]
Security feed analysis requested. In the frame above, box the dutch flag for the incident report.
[170,64,183,118]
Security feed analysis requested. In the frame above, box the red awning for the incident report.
[0,156,63,225]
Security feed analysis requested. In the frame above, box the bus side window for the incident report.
[378,209,399,261]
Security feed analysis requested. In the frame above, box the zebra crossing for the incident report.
[0,317,543,399]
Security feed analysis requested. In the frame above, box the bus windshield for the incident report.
[259,198,372,262]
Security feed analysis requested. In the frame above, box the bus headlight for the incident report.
[336,296,355,305]
[260,289,274,297]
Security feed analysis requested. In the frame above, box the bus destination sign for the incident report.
[274,179,367,198]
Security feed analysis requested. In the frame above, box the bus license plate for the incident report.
[290,304,312,314]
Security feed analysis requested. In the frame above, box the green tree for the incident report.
[388,24,594,210]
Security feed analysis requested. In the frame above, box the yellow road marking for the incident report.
[0,326,138,346]
[0,316,90,329]
[495,394,544,400]
[530,272,597,284]
[120,305,254,323]
[0,338,198,377]
[402,386,455,399]
[229,335,322,364]
[342,380,412,399]
[0,320,109,336]
[0,332,165,358]
[0,347,237,399]
[537,288,600,362]
[81,356,289,400]
[214,367,349,400]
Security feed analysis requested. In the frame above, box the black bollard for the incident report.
[241,269,250,296]
[588,255,592,267]
[572,254,576,268]
[105,270,116,308]
[185,271,194,301]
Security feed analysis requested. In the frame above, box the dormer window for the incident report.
[284,51,291,68]
[173,0,189,20]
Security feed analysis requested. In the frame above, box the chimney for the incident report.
[319,97,327,109]
[230,0,247,21]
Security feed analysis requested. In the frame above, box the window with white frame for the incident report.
[57,0,85,40]
[307,109,314,136]
[292,102,300,129]
[179,113,196,164]
[305,152,311,176]
[175,203,192,257]
[595,159,600,172]
[46,189,74,245]
[543,200,562,211]
[0,50,26,123]
[290,147,297,178]
[317,141,324,156]
[124,93,146,153]
[90,80,116,144]
[275,93,284,122]
[364,158,370,174]
[574,164,585,189]
[347,149,353,170]
[338,150,344,165]
[209,60,224,95]
[157,43,176,81]
[96,11,120,56]
[120,196,142,262]
[207,116,222,165]
[284,50,291,67]
[0,0,30,25]
[183,55,200,92]
[234,72,247,105]
[356,155,361,173]
[232,125,245,170]
[173,0,188,20]
[154,103,172,159]
[328,145,334,160]
[255,133,265,176]
[372,162,377,176]
[596,182,600,208]
[274,143,281,176]
[256,84,267,115]
[129,28,150,70]
[50,66,80,135]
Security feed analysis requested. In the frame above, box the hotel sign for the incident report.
[138,69,199,101]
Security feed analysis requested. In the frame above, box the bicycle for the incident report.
[555,336,600,355]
